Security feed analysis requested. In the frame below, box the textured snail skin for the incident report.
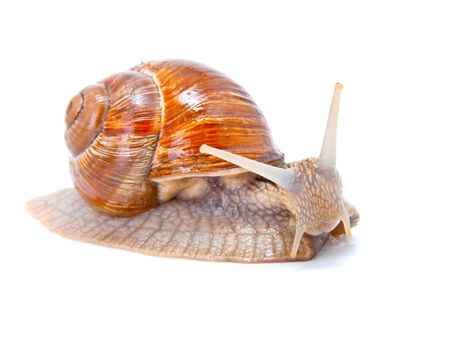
[27,181,358,263]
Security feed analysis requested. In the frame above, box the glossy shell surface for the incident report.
[65,60,283,216]
[133,61,283,178]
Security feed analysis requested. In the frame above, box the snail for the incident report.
[27,60,359,263]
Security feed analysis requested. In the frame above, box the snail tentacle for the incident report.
[200,144,296,191]
[319,83,343,169]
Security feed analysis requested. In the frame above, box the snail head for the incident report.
[201,84,356,258]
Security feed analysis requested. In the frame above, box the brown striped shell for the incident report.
[65,60,283,216]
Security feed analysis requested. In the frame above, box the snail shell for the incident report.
[65,60,283,216]
[28,61,359,262]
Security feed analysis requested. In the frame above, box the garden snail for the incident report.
[27,60,359,263]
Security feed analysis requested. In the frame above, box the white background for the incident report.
[1,1,466,349]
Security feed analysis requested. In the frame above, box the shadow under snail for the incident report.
[27,60,359,263]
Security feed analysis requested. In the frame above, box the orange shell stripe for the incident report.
[133,60,283,179]
[70,71,162,216]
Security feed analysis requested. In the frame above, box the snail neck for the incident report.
[155,172,268,206]
[176,176,287,220]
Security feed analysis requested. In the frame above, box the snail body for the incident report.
[28,60,359,262]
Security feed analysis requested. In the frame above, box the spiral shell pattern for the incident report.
[65,85,108,155]
[66,72,161,216]
[65,60,283,216]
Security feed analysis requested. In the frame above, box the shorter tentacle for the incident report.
[290,218,306,258]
